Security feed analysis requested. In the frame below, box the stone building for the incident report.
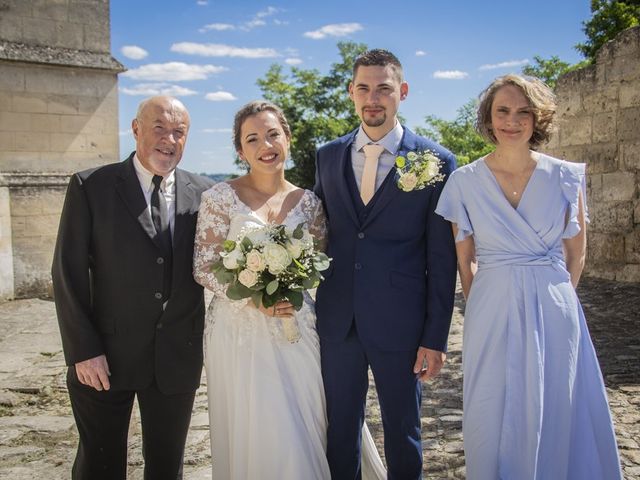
[545,26,640,282]
[0,0,123,300]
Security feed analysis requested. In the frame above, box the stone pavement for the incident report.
[0,277,638,479]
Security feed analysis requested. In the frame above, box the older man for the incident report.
[52,96,213,479]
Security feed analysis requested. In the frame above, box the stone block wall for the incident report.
[544,26,640,282]
[0,0,123,300]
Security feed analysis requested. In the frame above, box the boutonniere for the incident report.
[395,150,445,192]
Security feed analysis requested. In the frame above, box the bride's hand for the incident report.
[254,300,295,318]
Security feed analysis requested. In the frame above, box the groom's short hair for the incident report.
[353,49,404,83]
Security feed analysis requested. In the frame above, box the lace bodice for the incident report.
[193,181,328,306]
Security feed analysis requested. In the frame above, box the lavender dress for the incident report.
[436,153,622,480]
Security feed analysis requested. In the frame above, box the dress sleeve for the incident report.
[559,161,589,239]
[193,183,235,298]
[307,192,328,252]
[435,171,473,242]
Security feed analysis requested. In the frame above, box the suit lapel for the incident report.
[172,169,195,250]
[361,127,419,229]
[335,131,360,227]
[115,154,164,251]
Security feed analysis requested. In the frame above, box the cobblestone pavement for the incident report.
[0,277,638,479]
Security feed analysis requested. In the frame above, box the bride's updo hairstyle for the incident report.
[476,74,557,150]
[232,100,292,152]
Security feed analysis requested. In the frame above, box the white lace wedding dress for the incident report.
[194,182,385,480]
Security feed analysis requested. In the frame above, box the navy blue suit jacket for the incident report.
[314,126,457,352]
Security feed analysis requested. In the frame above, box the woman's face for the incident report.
[237,111,290,174]
[490,84,534,147]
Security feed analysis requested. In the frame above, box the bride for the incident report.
[193,101,385,479]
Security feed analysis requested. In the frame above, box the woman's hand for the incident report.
[253,300,295,318]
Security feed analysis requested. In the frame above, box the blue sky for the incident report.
[111,0,591,174]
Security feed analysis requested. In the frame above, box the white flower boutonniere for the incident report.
[395,150,445,192]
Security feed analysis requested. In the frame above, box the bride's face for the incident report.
[237,111,290,174]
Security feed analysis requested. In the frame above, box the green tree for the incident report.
[415,99,493,166]
[522,55,577,88]
[576,0,640,61]
[255,42,367,189]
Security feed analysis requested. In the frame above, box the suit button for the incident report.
[156,323,163,330]
[355,263,362,270]
[157,257,164,264]
[357,232,365,239]
[154,292,162,299]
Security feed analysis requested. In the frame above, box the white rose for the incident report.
[238,268,258,288]
[286,238,304,259]
[263,243,291,273]
[222,247,244,269]
[419,158,440,183]
[406,151,418,161]
[245,249,266,272]
[398,172,418,192]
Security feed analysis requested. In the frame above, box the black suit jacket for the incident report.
[52,153,214,394]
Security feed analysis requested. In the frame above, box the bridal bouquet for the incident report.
[395,150,445,192]
[211,222,331,341]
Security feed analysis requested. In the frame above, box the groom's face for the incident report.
[349,65,408,135]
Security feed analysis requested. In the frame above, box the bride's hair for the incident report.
[232,100,292,152]
[476,74,557,150]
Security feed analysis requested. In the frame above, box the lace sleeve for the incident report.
[307,192,328,252]
[193,183,235,297]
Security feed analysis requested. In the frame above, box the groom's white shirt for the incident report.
[351,121,403,193]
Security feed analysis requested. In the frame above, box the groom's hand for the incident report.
[75,354,111,391]
[413,347,446,382]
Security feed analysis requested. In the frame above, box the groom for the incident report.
[314,49,457,478]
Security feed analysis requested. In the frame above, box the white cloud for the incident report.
[415,50,427,57]
[200,23,235,33]
[256,6,278,18]
[273,19,289,26]
[120,83,198,97]
[202,128,233,133]
[433,70,469,80]
[205,91,238,101]
[122,62,227,81]
[171,42,279,58]
[121,45,148,60]
[285,58,303,65]
[196,1,208,5]
[304,23,363,40]
[478,59,529,71]
[243,19,266,30]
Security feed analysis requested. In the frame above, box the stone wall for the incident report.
[0,0,123,300]
[544,26,640,282]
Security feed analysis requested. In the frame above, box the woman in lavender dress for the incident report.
[436,75,622,479]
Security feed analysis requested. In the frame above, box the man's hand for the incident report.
[413,347,446,382]
[75,354,111,391]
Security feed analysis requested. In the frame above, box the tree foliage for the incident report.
[576,0,640,61]
[415,99,493,166]
[255,42,367,189]
[522,55,580,88]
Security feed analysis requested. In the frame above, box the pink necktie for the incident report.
[360,144,385,205]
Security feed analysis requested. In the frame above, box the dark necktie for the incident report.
[151,175,173,299]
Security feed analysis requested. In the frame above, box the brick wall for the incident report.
[544,26,640,282]
[0,0,123,300]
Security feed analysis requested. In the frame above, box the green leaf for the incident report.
[226,282,253,300]
[241,237,253,251]
[214,269,235,284]
[293,223,304,239]
[251,290,263,308]
[313,253,331,271]
[302,275,319,290]
[286,290,304,310]
[266,280,279,295]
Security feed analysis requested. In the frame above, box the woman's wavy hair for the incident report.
[476,74,557,149]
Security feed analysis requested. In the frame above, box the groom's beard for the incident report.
[361,106,387,128]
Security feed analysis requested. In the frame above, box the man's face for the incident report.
[349,65,408,135]
[132,98,190,176]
